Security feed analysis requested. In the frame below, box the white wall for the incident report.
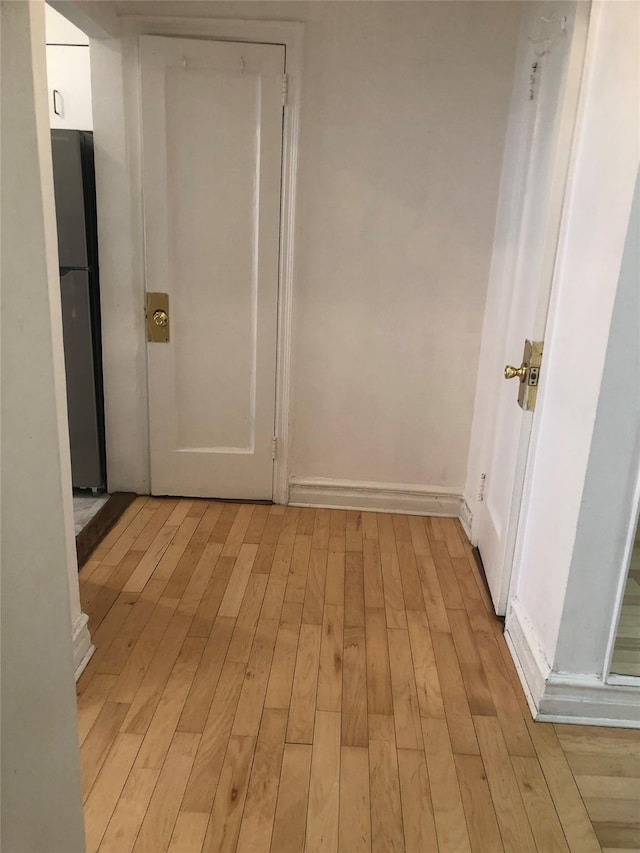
[554,168,640,677]
[88,0,520,497]
[1,1,86,847]
[504,0,640,723]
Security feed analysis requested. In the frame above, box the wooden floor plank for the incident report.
[363,539,385,609]
[342,625,368,747]
[226,572,269,663]
[345,551,365,628]
[455,753,504,853]
[236,708,288,853]
[380,552,407,630]
[122,611,192,734]
[132,731,200,853]
[243,503,270,545]
[265,616,302,710]
[83,732,143,853]
[397,748,438,853]
[317,603,344,712]
[368,714,405,853]
[285,533,312,604]
[271,743,313,853]
[339,746,371,853]
[406,609,445,720]
[286,622,322,743]
[346,510,364,552]
[108,596,179,703]
[415,550,451,634]
[422,717,472,853]
[167,812,209,853]
[302,547,328,626]
[98,767,158,853]
[526,719,603,853]
[306,710,341,853]
[325,549,345,607]
[312,508,331,550]
[134,636,205,772]
[387,627,423,750]
[474,715,537,853]
[511,755,571,852]
[181,659,246,814]
[202,734,257,853]
[81,701,130,801]
[365,607,393,716]
[77,673,119,746]
[448,608,496,717]
[218,543,259,617]
[431,630,479,755]
[178,615,235,733]
[232,617,280,737]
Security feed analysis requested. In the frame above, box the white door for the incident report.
[471,2,589,613]
[140,36,284,500]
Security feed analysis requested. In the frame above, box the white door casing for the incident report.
[140,35,285,499]
[465,2,590,614]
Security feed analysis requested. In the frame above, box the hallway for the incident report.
[77,498,639,852]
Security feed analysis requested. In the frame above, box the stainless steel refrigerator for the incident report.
[51,129,106,492]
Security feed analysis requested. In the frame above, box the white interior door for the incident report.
[472,2,589,613]
[140,35,284,499]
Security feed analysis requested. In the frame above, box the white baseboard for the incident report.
[504,597,551,717]
[505,597,640,728]
[459,497,474,542]
[288,477,462,517]
[72,612,95,681]
[537,673,640,727]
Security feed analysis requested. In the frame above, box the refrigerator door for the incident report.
[60,270,103,489]
[51,129,88,268]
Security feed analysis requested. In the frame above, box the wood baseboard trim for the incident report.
[288,477,462,517]
[75,491,137,569]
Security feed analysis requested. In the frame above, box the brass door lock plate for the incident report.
[146,292,170,342]
[504,339,543,411]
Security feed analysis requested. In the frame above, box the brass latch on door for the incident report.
[504,339,543,411]
[145,292,170,342]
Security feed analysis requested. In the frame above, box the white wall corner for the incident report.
[504,597,552,717]
[72,612,95,681]
[289,477,462,517]
[505,597,640,728]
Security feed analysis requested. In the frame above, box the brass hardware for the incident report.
[146,292,170,342]
[504,364,528,381]
[504,339,543,411]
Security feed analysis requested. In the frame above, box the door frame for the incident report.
[604,453,640,687]
[121,15,303,503]
[462,2,590,612]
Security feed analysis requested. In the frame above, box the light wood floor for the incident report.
[77,498,640,853]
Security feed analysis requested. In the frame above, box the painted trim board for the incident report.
[289,477,462,517]
[506,597,640,728]
[72,612,95,681]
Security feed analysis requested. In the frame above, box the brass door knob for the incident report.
[504,363,527,381]
[153,309,169,327]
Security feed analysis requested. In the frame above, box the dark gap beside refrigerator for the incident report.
[51,129,106,494]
